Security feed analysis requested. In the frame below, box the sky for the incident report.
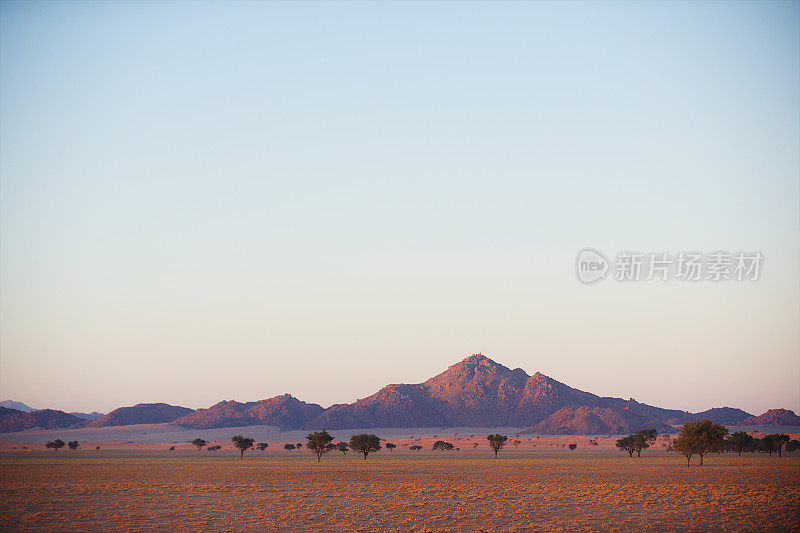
[1,1,798,416]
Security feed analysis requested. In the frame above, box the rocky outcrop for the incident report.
[741,408,800,426]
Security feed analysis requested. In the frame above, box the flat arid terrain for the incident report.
[1,448,798,532]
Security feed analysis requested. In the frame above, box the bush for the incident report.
[433,440,454,451]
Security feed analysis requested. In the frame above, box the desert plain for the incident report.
[1,435,798,532]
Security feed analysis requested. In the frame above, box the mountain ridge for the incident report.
[0,354,789,434]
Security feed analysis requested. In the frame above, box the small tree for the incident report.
[350,434,381,460]
[729,432,753,456]
[283,443,296,451]
[232,435,254,460]
[512,440,521,448]
[615,435,637,457]
[433,440,454,451]
[764,434,790,458]
[633,429,657,457]
[410,445,422,452]
[257,443,269,451]
[307,430,335,462]
[336,442,349,454]
[67,441,79,450]
[296,443,303,448]
[46,439,65,451]
[486,434,508,458]
[192,438,207,451]
[786,439,800,454]
[568,443,577,451]
[385,443,396,451]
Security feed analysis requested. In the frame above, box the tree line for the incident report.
[614,420,798,466]
[40,423,799,467]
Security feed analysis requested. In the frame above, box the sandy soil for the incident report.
[0,449,798,532]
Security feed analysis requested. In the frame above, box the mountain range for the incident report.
[1,354,797,435]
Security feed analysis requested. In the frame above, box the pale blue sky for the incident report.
[1,1,798,415]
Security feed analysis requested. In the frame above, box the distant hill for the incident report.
[0,400,35,412]
[690,407,753,425]
[0,408,83,433]
[173,394,323,429]
[83,403,194,427]
[741,408,800,426]
[69,411,104,421]
[526,406,674,435]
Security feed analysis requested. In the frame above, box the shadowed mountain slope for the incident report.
[173,394,323,429]
[82,403,193,427]
[690,407,753,425]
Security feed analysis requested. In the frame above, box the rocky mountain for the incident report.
[0,400,36,412]
[82,403,194,427]
[173,394,323,429]
[304,354,692,433]
[0,408,84,433]
[740,408,800,426]
[690,407,753,425]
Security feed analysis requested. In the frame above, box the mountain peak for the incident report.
[455,353,511,371]
[463,353,489,363]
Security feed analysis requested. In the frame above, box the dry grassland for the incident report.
[1,450,798,532]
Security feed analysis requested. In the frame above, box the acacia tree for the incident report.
[257,443,269,451]
[568,443,577,451]
[486,434,508,458]
[385,443,396,451]
[433,440,454,451]
[729,432,753,456]
[284,443,296,451]
[350,434,381,460]
[633,429,657,457]
[764,434,790,458]
[410,445,422,452]
[615,435,637,457]
[192,438,207,451]
[307,430,335,462]
[231,435,254,460]
[673,420,728,466]
[336,442,349,454]
[67,441,79,450]
[46,439,65,451]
